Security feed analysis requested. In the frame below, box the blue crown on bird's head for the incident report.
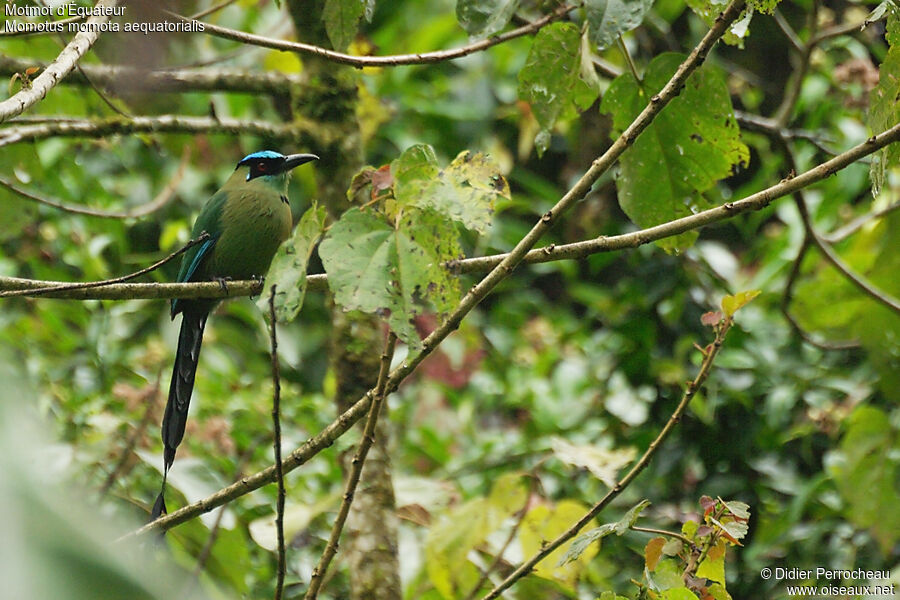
[236,150,319,181]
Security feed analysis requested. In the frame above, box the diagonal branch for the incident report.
[163,4,576,68]
[0,0,121,122]
[304,333,397,600]
[479,315,737,600]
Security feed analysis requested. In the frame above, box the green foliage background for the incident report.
[0,0,898,598]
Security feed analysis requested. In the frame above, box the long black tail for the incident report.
[151,306,209,521]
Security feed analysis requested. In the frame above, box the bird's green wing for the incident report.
[170,191,227,317]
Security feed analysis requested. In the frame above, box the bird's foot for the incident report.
[214,276,233,293]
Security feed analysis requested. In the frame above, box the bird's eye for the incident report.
[257,161,267,171]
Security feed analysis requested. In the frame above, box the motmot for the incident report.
[152,150,318,520]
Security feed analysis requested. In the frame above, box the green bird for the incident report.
[152,150,318,520]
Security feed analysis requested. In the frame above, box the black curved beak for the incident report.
[282,153,319,172]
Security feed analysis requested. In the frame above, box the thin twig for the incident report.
[629,525,693,546]
[810,19,867,46]
[773,9,804,53]
[31,0,132,118]
[0,232,209,298]
[304,333,398,600]
[269,287,287,600]
[0,147,188,218]
[479,316,736,600]
[0,0,121,122]
[823,201,900,243]
[796,196,900,313]
[162,4,577,68]
[617,36,641,82]
[184,439,265,597]
[775,135,900,314]
[772,0,819,126]
[120,0,751,540]
[190,0,240,20]
[781,236,859,350]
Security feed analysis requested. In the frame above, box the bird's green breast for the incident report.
[206,177,292,280]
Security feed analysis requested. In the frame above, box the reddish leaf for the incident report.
[645,536,666,570]
[701,311,723,326]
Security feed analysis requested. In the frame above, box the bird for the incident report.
[151,150,318,521]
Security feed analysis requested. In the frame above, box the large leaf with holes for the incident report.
[393,145,509,233]
[319,207,462,348]
[600,52,748,253]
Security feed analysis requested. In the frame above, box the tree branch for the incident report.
[269,287,287,600]
[162,4,576,68]
[0,233,209,298]
[0,55,306,95]
[795,195,900,313]
[780,236,859,350]
[0,114,313,148]
[0,0,120,122]
[4,120,899,305]
[304,333,397,600]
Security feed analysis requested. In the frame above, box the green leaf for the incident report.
[696,539,726,583]
[721,290,760,317]
[558,523,616,566]
[585,0,654,50]
[828,406,900,553]
[323,0,366,51]
[518,23,599,156]
[456,0,519,38]
[723,500,750,520]
[868,7,900,197]
[558,499,648,566]
[707,582,733,600]
[522,500,597,589]
[319,207,462,348]
[648,558,687,590]
[249,495,339,551]
[257,204,327,323]
[614,499,651,534]
[393,146,508,233]
[600,53,749,253]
